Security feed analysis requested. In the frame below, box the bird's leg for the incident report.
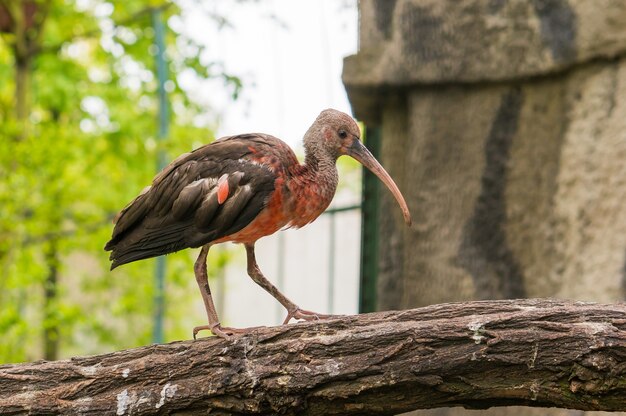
[244,243,334,325]
[193,245,257,339]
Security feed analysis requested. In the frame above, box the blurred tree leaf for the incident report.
[0,0,237,363]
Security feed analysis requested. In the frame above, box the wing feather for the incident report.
[105,134,290,269]
[194,188,220,230]
[172,178,215,220]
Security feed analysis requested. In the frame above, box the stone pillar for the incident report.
[343,0,626,354]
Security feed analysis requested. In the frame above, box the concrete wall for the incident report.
[344,2,626,413]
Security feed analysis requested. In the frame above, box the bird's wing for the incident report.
[105,134,288,269]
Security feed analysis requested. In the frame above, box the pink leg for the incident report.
[193,245,263,339]
[244,243,336,325]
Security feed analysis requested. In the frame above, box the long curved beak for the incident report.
[344,139,412,226]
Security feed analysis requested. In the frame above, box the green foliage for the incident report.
[0,0,239,363]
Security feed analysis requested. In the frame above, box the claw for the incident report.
[282,307,339,325]
[193,323,265,340]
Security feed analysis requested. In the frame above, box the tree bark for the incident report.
[1,299,625,415]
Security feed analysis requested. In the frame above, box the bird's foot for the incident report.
[282,307,339,325]
[193,323,264,340]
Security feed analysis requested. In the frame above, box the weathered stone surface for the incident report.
[344,5,626,415]
[1,299,626,415]
[374,62,626,312]
[345,0,626,85]
[344,0,626,124]
[344,0,626,320]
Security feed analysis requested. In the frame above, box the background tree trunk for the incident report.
[43,237,59,361]
[343,1,626,415]
[1,299,625,415]
[2,0,46,139]
[1,0,61,361]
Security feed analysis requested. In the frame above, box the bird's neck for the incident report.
[286,147,338,228]
[304,148,337,174]
[300,124,339,187]
[303,151,339,189]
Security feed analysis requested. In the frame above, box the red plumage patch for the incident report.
[217,175,229,204]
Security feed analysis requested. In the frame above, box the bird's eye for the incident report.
[338,130,348,139]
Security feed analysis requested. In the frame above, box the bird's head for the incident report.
[305,109,412,226]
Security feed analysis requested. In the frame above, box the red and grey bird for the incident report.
[105,109,411,339]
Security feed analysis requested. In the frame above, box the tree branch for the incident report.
[1,299,625,415]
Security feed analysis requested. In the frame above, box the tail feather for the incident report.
[106,220,191,269]
[108,239,188,269]
[109,245,177,270]
[110,249,156,270]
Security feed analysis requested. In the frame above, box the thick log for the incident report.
[1,299,625,415]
